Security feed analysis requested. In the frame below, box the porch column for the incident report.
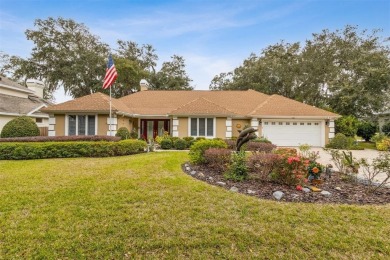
[172,117,179,137]
[48,115,56,136]
[225,118,232,138]
[328,120,335,139]
[251,118,259,137]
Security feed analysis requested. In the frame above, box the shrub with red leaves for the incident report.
[204,148,232,173]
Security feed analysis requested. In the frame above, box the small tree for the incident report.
[335,116,359,137]
[1,116,40,138]
[357,121,377,141]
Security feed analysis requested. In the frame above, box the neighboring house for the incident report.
[378,109,390,133]
[0,77,51,135]
[42,81,340,147]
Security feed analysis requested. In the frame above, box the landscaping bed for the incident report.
[183,163,390,205]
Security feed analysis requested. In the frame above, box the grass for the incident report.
[359,141,377,150]
[0,152,389,259]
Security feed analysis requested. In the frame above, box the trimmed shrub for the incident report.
[357,121,377,141]
[0,139,147,160]
[195,137,206,142]
[183,136,195,148]
[204,148,231,172]
[189,139,228,164]
[115,127,130,140]
[248,153,281,181]
[251,137,272,143]
[1,116,40,138]
[160,139,173,149]
[224,151,248,181]
[173,138,187,150]
[224,139,236,150]
[0,135,120,142]
[326,133,362,150]
[382,122,390,136]
[129,129,138,139]
[247,142,276,153]
[335,116,359,137]
[376,137,390,151]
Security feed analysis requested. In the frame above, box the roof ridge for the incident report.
[169,96,238,115]
[201,97,238,114]
[248,94,275,115]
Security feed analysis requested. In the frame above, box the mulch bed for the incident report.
[182,163,390,205]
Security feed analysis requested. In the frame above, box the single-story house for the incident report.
[0,77,51,135]
[42,81,340,147]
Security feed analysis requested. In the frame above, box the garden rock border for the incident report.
[182,163,390,205]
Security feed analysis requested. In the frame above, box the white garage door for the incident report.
[262,121,322,147]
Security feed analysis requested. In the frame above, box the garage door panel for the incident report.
[262,121,321,147]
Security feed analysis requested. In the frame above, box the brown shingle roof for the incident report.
[43,90,339,118]
[250,95,339,117]
[42,92,133,114]
[169,97,238,116]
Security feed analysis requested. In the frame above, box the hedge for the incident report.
[0,135,121,142]
[0,139,147,160]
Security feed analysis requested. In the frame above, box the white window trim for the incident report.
[65,114,98,136]
[188,117,216,138]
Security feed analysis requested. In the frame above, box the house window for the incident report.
[271,122,276,125]
[286,122,290,125]
[293,122,297,125]
[35,118,43,123]
[307,123,312,125]
[190,118,214,137]
[68,115,96,136]
[314,122,319,125]
[279,122,283,125]
[264,122,269,125]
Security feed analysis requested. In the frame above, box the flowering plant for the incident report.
[307,161,323,180]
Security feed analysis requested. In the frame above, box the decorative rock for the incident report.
[207,176,214,181]
[321,190,331,197]
[184,163,189,168]
[273,191,284,200]
[291,194,300,199]
[302,188,311,193]
[185,167,191,171]
[230,186,239,192]
[198,172,205,178]
[190,170,196,175]
[335,187,342,191]
[247,189,256,194]
[216,181,226,186]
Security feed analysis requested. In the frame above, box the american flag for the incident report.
[103,54,118,89]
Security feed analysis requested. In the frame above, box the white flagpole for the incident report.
[109,84,112,136]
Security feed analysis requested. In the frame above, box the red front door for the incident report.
[141,119,170,140]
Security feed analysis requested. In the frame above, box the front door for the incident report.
[141,119,170,141]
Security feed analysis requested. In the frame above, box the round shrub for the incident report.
[189,139,227,164]
[335,116,359,137]
[115,127,130,140]
[1,116,40,138]
[183,136,195,148]
[382,122,390,136]
[326,133,354,149]
[173,138,187,150]
[357,121,377,142]
[160,138,173,149]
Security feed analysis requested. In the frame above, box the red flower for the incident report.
[296,185,303,191]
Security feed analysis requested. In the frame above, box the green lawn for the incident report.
[0,152,389,259]
[359,141,377,150]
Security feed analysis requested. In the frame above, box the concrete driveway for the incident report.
[310,148,389,183]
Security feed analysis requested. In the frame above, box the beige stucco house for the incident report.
[42,82,340,147]
[0,77,50,135]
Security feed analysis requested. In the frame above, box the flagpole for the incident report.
[109,84,112,136]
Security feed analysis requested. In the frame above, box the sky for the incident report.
[0,0,389,103]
